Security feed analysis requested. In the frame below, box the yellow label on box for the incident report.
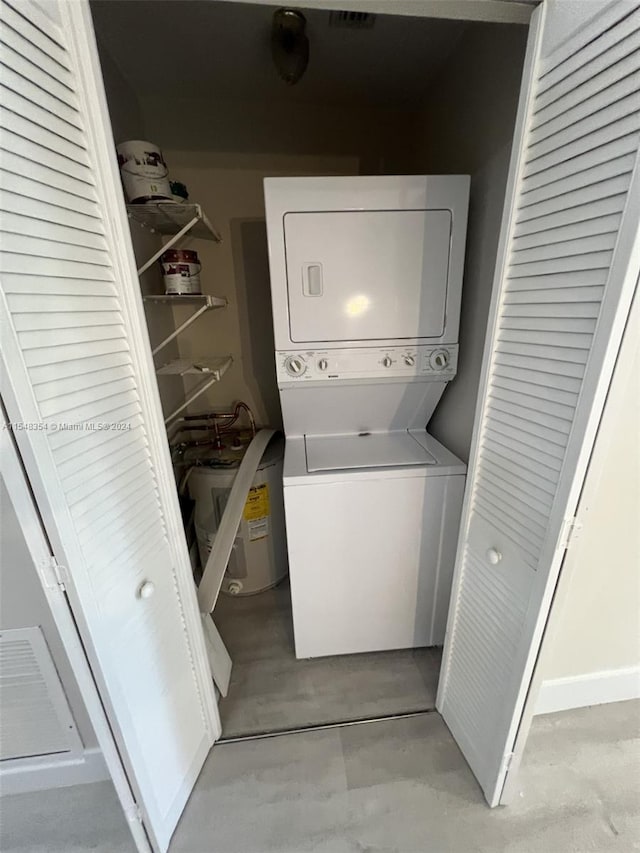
[243,483,270,521]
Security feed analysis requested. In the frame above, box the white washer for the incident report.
[264,176,470,659]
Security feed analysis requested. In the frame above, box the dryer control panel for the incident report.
[276,345,458,384]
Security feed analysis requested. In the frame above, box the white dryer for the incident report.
[264,175,470,659]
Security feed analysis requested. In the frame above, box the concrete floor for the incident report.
[2,700,638,852]
[214,581,441,736]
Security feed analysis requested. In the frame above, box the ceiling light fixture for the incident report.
[271,8,309,85]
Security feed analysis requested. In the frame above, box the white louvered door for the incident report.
[438,0,640,807]
[0,1,217,850]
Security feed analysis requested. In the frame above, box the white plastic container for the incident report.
[188,439,288,596]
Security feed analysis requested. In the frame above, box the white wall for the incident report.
[409,23,528,462]
[535,294,640,714]
[96,35,187,423]
[142,95,415,174]
[95,35,143,145]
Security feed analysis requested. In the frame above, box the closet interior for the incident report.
[90,0,528,737]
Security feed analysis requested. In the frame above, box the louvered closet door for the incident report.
[0,1,216,849]
[437,0,640,807]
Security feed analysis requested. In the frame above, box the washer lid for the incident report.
[305,431,437,473]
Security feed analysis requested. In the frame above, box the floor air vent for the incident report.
[0,627,82,761]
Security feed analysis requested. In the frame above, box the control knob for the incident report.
[404,355,415,367]
[430,349,450,371]
[284,355,307,377]
[382,356,393,368]
[318,358,328,371]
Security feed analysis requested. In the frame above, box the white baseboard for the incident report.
[0,747,109,796]
[535,665,640,715]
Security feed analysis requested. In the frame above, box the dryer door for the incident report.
[284,209,451,343]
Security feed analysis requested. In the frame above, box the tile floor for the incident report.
[214,581,441,737]
[2,700,638,853]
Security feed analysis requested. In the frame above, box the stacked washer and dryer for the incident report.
[264,176,470,659]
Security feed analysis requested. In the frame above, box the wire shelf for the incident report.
[156,356,233,380]
[143,294,227,308]
[127,203,222,242]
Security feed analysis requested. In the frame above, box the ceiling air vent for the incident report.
[329,10,376,29]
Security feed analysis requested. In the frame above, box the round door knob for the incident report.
[318,358,328,371]
[404,355,415,367]
[138,580,155,599]
[285,356,306,376]
[430,349,450,370]
[382,356,393,368]
[486,548,502,565]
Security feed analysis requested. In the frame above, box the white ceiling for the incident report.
[90,1,474,107]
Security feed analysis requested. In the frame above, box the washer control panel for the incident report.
[276,345,458,384]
